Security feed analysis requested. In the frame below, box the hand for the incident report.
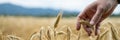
[76,0,118,36]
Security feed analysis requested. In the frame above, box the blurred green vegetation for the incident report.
[0,12,120,18]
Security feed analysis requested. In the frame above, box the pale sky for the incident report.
[0,0,120,14]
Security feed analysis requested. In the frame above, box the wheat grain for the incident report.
[47,26,55,40]
[79,20,94,30]
[56,31,67,35]
[47,29,51,40]
[54,11,62,28]
[79,20,95,37]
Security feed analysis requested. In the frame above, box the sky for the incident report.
[0,0,120,14]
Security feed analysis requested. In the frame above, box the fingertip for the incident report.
[90,21,95,26]
[76,22,81,30]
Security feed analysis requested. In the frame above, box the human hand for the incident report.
[76,0,118,36]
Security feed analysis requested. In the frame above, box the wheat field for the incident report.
[0,15,120,40]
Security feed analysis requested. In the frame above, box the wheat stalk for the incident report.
[77,24,84,40]
[52,11,63,40]
[77,31,81,40]
[67,27,71,40]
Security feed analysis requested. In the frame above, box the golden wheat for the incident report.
[79,20,94,30]
[29,27,44,40]
[47,26,55,40]
[47,29,51,40]
[77,23,85,40]
[77,31,81,40]
[67,27,71,40]
[54,11,62,28]
[53,11,62,40]
[107,22,120,40]
[0,13,120,40]
[0,31,3,40]
[56,31,67,35]
[39,27,44,40]
[6,35,23,40]
[29,32,38,40]
[96,29,109,40]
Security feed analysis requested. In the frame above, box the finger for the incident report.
[95,23,100,35]
[76,2,97,30]
[83,24,92,36]
[90,9,104,36]
[94,4,117,35]
[90,1,117,26]
[89,6,105,36]
[100,3,117,20]
[76,16,86,30]
[76,22,81,30]
[76,8,87,30]
[90,6,106,26]
[76,1,97,31]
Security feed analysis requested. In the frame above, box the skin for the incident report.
[76,0,118,36]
